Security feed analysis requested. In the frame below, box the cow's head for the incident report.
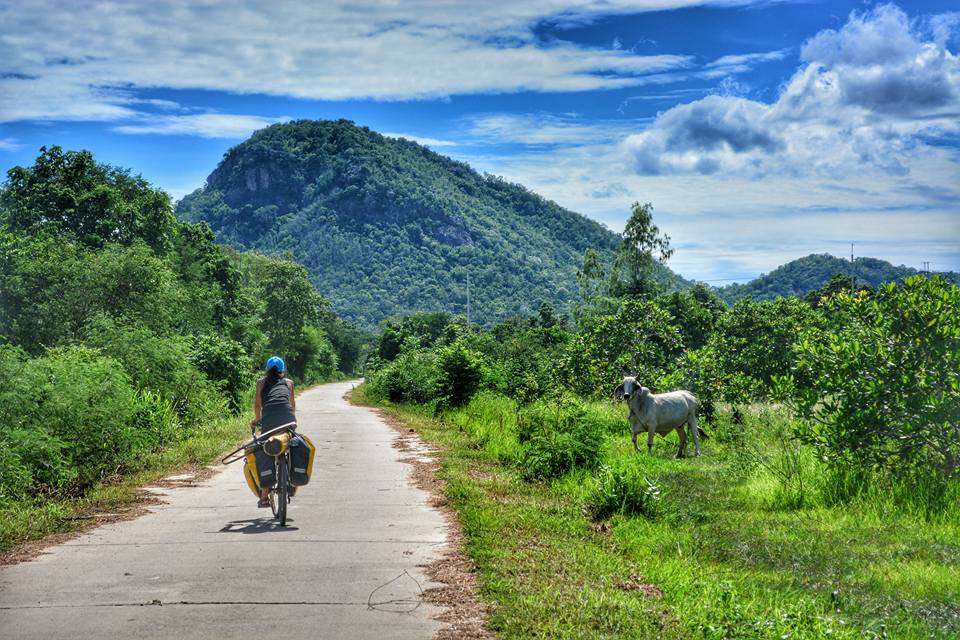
[620,376,640,400]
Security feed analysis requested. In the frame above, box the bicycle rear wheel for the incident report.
[276,455,288,526]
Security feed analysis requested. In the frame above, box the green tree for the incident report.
[558,298,682,397]
[657,284,725,350]
[435,341,485,407]
[804,272,872,307]
[709,296,820,396]
[0,146,176,253]
[577,248,607,303]
[189,333,255,412]
[248,256,335,379]
[609,202,673,297]
[0,232,185,353]
[778,276,960,480]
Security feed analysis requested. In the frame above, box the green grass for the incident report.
[0,414,250,557]
[353,386,960,639]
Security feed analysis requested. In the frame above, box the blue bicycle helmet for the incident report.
[265,355,286,373]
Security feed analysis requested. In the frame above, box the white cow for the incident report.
[617,377,705,457]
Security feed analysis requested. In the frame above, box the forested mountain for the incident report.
[715,253,956,304]
[177,119,687,328]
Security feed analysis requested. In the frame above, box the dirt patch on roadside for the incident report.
[368,405,494,640]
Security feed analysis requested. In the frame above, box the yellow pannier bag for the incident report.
[243,449,262,497]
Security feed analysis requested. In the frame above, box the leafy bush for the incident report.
[189,333,254,412]
[586,462,662,520]
[368,348,438,404]
[708,296,820,398]
[2,429,74,493]
[1,346,142,490]
[129,389,182,455]
[0,441,32,503]
[435,341,484,407]
[83,315,225,426]
[777,276,960,486]
[681,345,760,423]
[519,397,606,480]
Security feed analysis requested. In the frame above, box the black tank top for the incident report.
[260,376,295,429]
[260,376,292,408]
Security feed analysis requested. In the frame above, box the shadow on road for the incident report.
[218,518,299,534]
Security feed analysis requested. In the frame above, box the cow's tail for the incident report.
[697,426,709,440]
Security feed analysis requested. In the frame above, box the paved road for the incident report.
[0,381,447,640]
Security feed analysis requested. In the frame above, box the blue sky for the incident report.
[1,0,958,283]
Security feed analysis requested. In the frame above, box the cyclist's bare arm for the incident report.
[251,379,263,427]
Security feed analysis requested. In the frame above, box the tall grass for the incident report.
[359,386,960,639]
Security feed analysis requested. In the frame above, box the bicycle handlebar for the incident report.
[221,421,298,465]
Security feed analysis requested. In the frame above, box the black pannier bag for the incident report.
[253,447,277,489]
[288,434,316,486]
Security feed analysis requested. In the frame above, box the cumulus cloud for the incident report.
[0,0,739,125]
[624,4,960,177]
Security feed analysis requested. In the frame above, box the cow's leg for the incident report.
[631,429,640,453]
[689,414,701,457]
[647,427,655,455]
[676,426,687,458]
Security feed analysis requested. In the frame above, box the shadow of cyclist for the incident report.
[218,518,299,534]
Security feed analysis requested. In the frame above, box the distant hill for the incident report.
[715,253,957,304]
[178,119,688,328]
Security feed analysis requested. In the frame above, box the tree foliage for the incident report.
[609,202,674,297]
[1,146,176,253]
[778,276,960,479]
[0,148,361,502]
[558,298,683,397]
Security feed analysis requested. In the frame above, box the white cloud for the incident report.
[466,113,646,146]
[0,0,746,124]
[382,133,458,148]
[623,4,960,178]
[448,7,960,280]
[0,137,24,151]
[113,113,289,139]
[704,49,788,69]
[455,138,960,281]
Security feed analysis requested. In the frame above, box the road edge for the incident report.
[347,390,494,640]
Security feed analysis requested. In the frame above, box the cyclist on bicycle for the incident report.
[251,355,297,507]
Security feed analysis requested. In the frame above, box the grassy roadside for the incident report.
[352,386,960,639]
[0,414,249,559]
[0,378,349,559]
